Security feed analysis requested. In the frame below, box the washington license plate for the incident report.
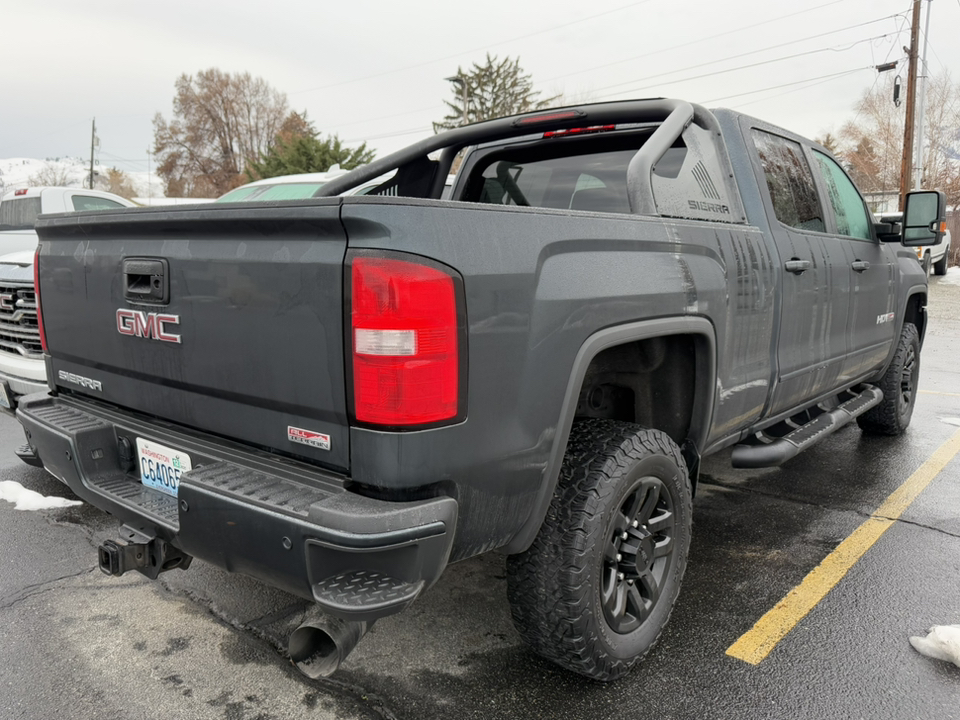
[136,438,192,497]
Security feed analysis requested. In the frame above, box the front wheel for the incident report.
[857,322,920,435]
[506,420,692,681]
[933,253,947,276]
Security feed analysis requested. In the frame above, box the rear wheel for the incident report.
[857,323,920,435]
[506,420,692,681]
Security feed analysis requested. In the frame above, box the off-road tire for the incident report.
[857,323,920,435]
[506,419,692,681]
[933,254,947,276]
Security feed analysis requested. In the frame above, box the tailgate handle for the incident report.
[123,258,169,304]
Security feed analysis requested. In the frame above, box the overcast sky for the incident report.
[3,0,958,177]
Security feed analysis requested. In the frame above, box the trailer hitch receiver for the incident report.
[98,526,192,579]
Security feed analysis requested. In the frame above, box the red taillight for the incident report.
[34,246,48,352]
[350,254,461,426]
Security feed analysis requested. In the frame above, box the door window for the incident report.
[812,151,871,240]
[751,130,824,233]
[71,196,126,212]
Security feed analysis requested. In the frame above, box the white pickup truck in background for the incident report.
[881,210,952,275]
[0,187,136,409]
[921,226,952,276]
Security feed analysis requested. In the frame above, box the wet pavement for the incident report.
[1,274,958,720]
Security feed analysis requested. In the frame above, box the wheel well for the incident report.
[904,292,926,340]
[574,335,698,448]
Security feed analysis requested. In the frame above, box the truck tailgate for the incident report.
[35,202,350,471]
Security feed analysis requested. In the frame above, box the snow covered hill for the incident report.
[0,157,164,199]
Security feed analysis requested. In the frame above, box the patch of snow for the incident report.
[939,266,960,286]
[0,480,83,511]
[0,157,165,199]
[942,418,960,427]
[910,625,960,668]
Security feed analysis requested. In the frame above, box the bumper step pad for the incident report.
[313,570,425,617]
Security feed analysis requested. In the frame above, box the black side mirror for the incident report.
[899,190,946,247]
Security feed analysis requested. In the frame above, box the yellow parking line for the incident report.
[919,390,960,397]
[726,428,960,665]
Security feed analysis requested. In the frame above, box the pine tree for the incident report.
[248,112,375,180]
[433,54,558,132]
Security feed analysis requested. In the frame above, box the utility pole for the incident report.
[89,118,97,190]
[913,0,932,190]
[898,0,922,210]
[445,76,469,126]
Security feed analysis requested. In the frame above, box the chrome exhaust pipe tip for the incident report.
[288,612,371,679]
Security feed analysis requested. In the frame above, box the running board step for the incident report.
[732,386,883,469]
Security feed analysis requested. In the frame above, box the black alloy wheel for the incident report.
[600,475,676,634]
[858,322,920,435]
[506,419,692,681]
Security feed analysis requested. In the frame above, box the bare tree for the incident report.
[97,167,137,199]
[153,68,290,197]
[837,71,960,208]
[27,162,78,187]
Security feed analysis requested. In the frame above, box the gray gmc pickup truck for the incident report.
[12,99,945,681]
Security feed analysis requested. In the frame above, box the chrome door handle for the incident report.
[785,259,811,274]
[851,260,870,273]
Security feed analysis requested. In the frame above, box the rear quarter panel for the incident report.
[341,197,777,558]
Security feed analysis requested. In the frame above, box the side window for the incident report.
[71,196,125,212]
[812,151,871,240]
[751,130,824,233]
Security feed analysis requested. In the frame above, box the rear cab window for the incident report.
[0,197,43,230]
[460,126,741,224]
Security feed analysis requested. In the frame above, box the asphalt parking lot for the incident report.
[1,274,958,720]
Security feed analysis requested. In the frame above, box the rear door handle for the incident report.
[785,260,811,274]
[851,260,870,273]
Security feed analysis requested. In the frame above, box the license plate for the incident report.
[136,438,192,497]
[0,381,11,411]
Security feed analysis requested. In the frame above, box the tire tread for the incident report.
[506,419,691,681]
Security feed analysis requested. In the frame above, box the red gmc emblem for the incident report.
[0,292,15,311]
[116,309,181,344]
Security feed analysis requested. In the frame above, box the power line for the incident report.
[323,1,877,136]
[702,67,872,104]
[597,34,892,100]
[731,69,869,109]
[538,3,887,89]
[291,0,654,96]
[847,13,908,129]
[347,65,876,145]
[344,125,433,144]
